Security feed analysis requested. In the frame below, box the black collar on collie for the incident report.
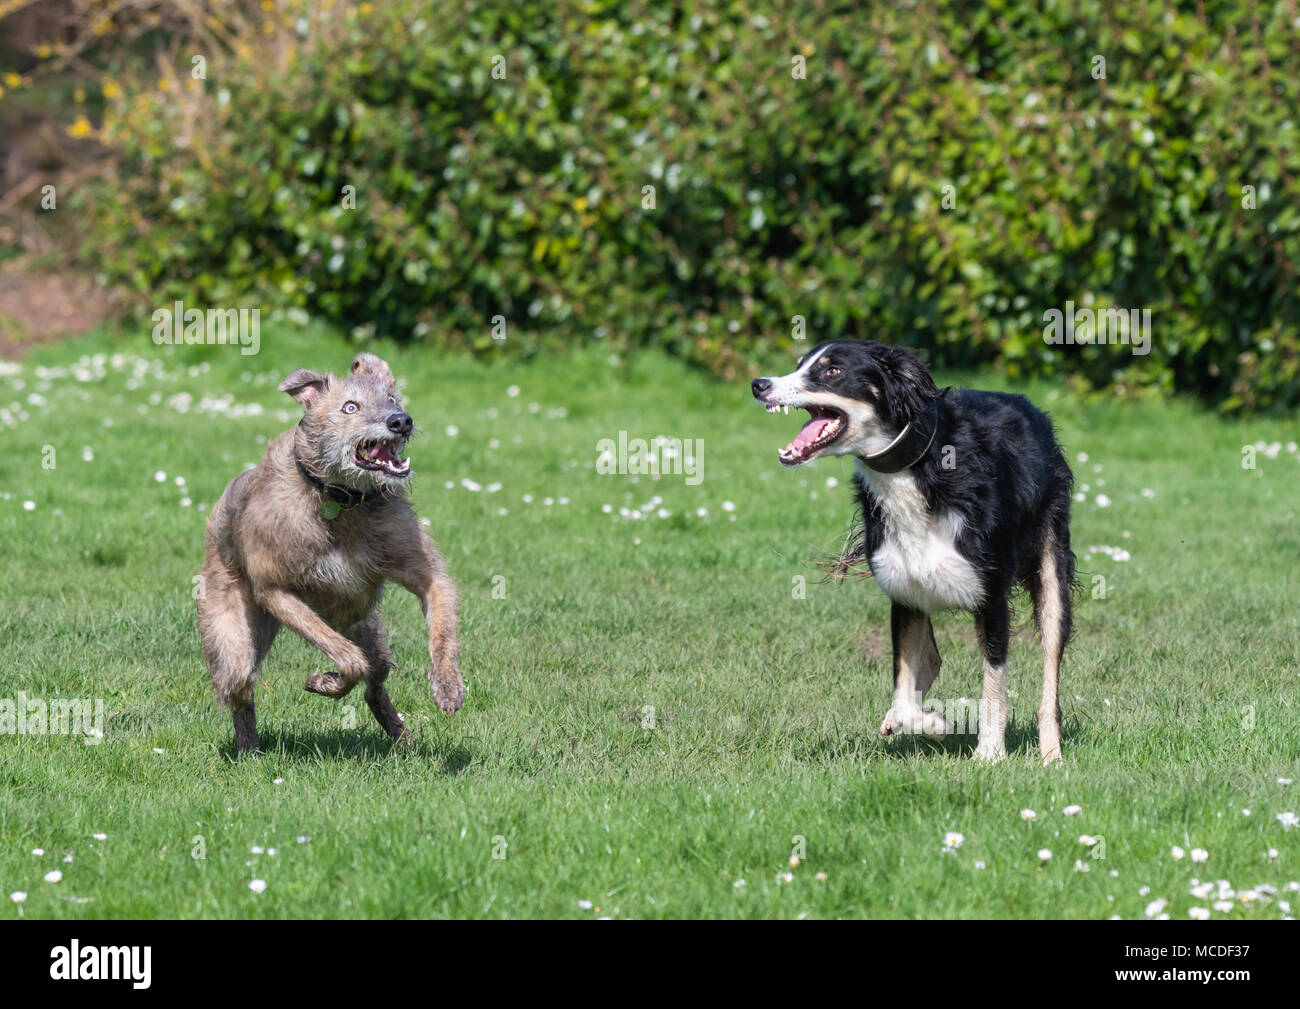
[859,397,939,473]
[294,453,382,509]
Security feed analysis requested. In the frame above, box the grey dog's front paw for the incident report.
[304,672,355,698]
[433,673,465,715]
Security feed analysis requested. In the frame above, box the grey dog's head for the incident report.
[279,353,414,492]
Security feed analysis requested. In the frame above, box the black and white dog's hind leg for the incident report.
[1030,524,1074,764]
[879,604,954,739]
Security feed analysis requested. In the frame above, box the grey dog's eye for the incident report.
[342,401,359,413]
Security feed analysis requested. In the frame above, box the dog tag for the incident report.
[318,499,341,520]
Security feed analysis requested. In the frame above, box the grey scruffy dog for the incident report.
[197,353,464,754]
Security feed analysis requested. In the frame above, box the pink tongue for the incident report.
[785,416,834,455]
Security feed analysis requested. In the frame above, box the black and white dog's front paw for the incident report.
[879,706,953,739]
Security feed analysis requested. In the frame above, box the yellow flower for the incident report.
[36,44,52,59]
[103,81,121,99]
[66,116,93,139]
[0,85,5,99]
[3,72,21,88]
[360,2,373,12]
[157,77,171,91]
[261,0,274,8]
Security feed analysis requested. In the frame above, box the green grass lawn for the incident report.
[1,322,1297,919]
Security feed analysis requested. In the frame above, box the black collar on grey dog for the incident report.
[294,453,381,509]
[860,398,940,473]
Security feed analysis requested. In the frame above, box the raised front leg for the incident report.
[973,596,1010,762]
[254,587,370,698]
[392,535,464,715]
[880,603,952,739]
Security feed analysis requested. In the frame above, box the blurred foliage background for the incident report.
[1,0,1298,411]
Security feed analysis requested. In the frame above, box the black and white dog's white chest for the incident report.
[857,464,984,614]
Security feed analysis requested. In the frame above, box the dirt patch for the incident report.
[855,630,888,661]
[0,263,119,358]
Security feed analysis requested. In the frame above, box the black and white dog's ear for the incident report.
[880,347,939,423]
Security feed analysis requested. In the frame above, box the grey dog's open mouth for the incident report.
[767,403,846,466]
[354,437,410,477]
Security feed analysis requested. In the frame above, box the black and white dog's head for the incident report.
[751,340,939,467]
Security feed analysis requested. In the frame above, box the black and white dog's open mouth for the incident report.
[765,403,847,466]
[354,437,410,477]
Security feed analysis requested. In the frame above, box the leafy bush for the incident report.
[82,0,1300,410]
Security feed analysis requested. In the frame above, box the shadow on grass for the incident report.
[796,717,1077,764]
[219,728,473,773]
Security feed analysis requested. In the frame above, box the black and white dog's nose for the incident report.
[387,412,413,437]
[751,377,772,399]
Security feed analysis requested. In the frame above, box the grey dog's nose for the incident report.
[751,377,772,399]
[387,412,413,437]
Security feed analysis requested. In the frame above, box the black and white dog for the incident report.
[752,340,1076,763]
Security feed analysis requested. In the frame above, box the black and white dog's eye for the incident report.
[824,367,841,377]
[342,401,359,413]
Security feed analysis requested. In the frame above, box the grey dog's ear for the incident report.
[350,353,395,386]
[278,369,331,405]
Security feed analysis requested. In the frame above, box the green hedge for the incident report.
[86,0,1300,410]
